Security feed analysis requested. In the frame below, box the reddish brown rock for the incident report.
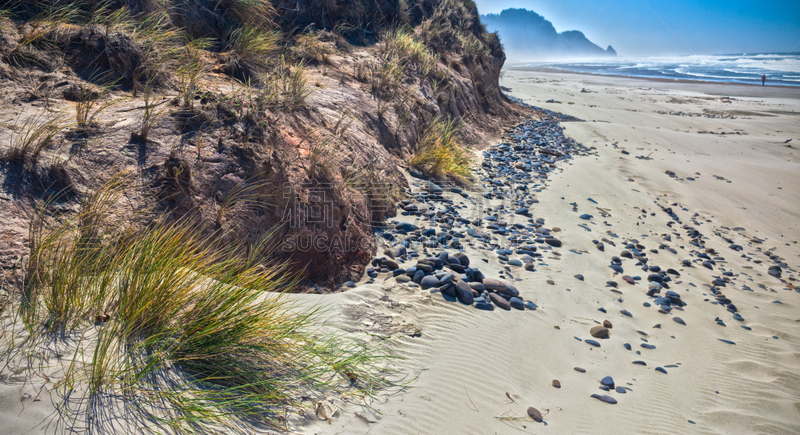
[603,320,613,329]
[552,379,561,388]
[488,292,511,310]
[527,407,543,422]
[590,326,609,338]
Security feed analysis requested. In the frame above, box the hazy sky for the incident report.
[474,0,800,56]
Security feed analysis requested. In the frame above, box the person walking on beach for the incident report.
[762,74,766,86]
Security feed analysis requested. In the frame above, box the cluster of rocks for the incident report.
[655,110,739,119]
[367,109,594,311]
[369,249,537,312]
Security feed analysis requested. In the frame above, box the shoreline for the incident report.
[508,66,800,99]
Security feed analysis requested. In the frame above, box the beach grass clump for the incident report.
[291,30,334,64]
[225,26,281,81]
[381,28,441,80]
[0,112,65,168]
[411,117,472,182]
[13,173,399,432]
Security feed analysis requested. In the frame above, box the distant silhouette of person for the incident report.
[762,74,766,86]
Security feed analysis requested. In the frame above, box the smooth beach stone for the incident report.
[575,274,585,281]
[527,407,543,423]
[655,367,668,374]
[623,343,631,350]
[524,301,538,310]
[508,259,523,267]
[673,317,686,325]
[544,237,562,247]
[620,310,633,317]
[439,283,457,298]
[395,223,416,232]
[396,275,411,283]
[455,281,474,305]
[552,379,561,388]
[718,339,736,345]
[420,275,440,289]
[345,281,356,288]
[590,326,609,338]
[452,252,470,266]
[615,387,627,394]
[590,394,617,404]
[469,282,486,291]
[383,259,399,270]
[603,320,613,329]
[439,273,455,284]
[632,360,646,366]
[585,339,601,347]
[509,297,524,310]
[601,376,615,388]
[574,367,586,373]
[641,343,656,349]
[488,293,511,310]
[412,269,425,284]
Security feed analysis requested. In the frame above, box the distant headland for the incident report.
[481,8,617,61]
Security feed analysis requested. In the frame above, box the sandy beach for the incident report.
[297,70,800,434]
[2,71,799,434]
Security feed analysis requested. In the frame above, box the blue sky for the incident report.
[474,0,800,56]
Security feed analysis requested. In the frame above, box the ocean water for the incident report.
[516,53,800,87]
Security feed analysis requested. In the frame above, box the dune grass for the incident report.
[0,111,65,168]
[411,117,472,182]
[8,173,401,432]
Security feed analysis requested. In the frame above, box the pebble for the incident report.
[527,407,543,422]
[590,326,609,338]
[601,376,615,388]
[552,380,561,388]
[455,281,474,305]
[488,293,511,310]
[603,320,613,329]
[574,367,586,373]
[655,367,668,374]
[615,386,627,394]
[632,361,646,366]
[620,310,633,317]
[420,275,440,289]
[673,317,686,325]
[590,394,617,404]
[585,339,601,347]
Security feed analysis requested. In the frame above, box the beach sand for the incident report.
[301,70,800,434]
[2,71,799,434]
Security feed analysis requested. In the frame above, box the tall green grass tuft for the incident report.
[15,173,400,432]
[411,117,472,182]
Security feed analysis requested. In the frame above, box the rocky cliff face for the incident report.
[0,0,522,290]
